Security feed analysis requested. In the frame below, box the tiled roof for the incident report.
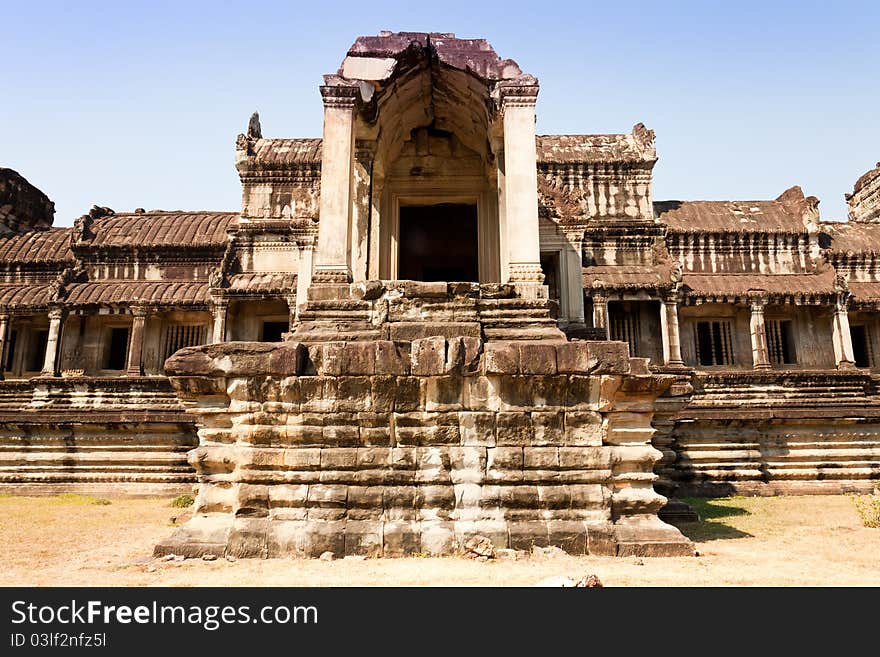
[848,281,880,302]
[65,281,209,306]
[249,139,323,168]
[0,229,75,264]
[823,221,880,254]
[657,200,807,233]
[227,273,297,294]
[0,284,53,308]
[88,212,236,248]
[682,270,836,297]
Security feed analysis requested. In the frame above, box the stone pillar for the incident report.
[313,84,358,285]
[41,307,64,376]
[126,306,147,376]
[351,140,375,283]
[499,82,544,297]
[0,314,8,380]
[295,239,315,319]
[832,301,855,368]
[592,294,610,339]
[660,298,685,366]
[211,298,228,343]
[749,296,771,370]
[562,227,586,328]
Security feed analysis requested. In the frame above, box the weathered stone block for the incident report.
[404,281,448,298]
[268,484,310,509]
[425,375,463,411]
[487,446,524,471]
[462,376,500,411]
[445,336,483,374]
[368,376,396,412]
[458,411,496,446]
[524,447,559,469]
[342,342,376,375]
[419,521,455,555]
[496,413,533,446]
[531,411,564,445]
[320,448,358,471]
[537,484,571,509]
[484,342,519,374]
[558,446,611,470]
[547,520,587,554]
[564,411,603,446]
[344,520,383,556]
[308,484,347,508]
[498,376,566,410]
[235,483,269,516]
[304,520,346,557]
[227,517,269,558]
[518,343,557,375]
[410,336,447,376]
[382,520,420,556]
[375,340,409,375]
[501,485,539,508]
[508,521,549,550]
[336,376,372,412]
[390,376,421,411]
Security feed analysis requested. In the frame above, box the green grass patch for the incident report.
[53,493,112,506]
[170,494,194,508]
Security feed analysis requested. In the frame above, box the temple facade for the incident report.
[1,31,879,509]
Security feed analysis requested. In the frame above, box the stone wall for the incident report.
[156,339,693,558]
[665,371,880,496]
[0,377,196,496]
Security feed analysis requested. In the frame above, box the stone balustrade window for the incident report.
[610,312,640,357]
[694,320,734,366]
[766,319,797,365]
[161,324,207,362]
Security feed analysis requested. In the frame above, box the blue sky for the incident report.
[3,0,878,225]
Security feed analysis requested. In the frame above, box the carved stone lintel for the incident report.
[508,263,545,284]
[312,267,351,284]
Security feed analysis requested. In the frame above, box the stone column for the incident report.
[592,293,610,339]
[0,315,8,380]
[295,238,315,319]
[562,227,586,328]
[41,307,64,376]
[832,300,855,368]
[126,306,147,376]
[660,298,685,366]
[351,140,375,283]
[313,84,358,285]
[499,81,544,297]
[749,296,771,369]
[211,298,228,343]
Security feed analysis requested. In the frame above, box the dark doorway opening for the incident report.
[398,204,478,281]
[104,327,129,371]
[851,324,872,368]
[262,321,289,342]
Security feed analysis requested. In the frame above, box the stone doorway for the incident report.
[398,203,479,281]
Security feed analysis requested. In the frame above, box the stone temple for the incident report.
[1,32,879,557]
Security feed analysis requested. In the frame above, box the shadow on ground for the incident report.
[676,497,753,542]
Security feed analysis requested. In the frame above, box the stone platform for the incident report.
[155,338,693,558]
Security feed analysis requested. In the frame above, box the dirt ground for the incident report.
[1,493,877,586]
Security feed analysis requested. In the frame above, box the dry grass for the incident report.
[1,493,878,586]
